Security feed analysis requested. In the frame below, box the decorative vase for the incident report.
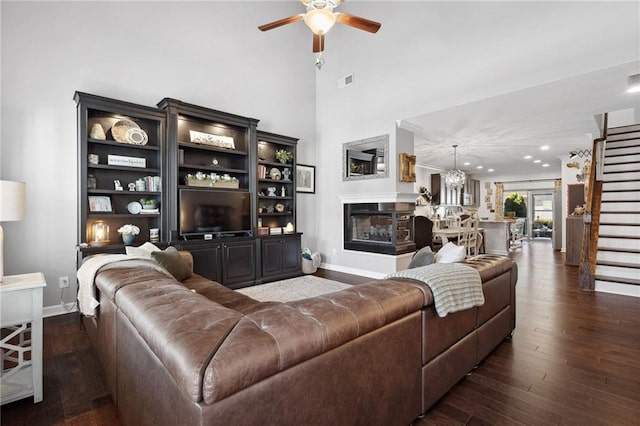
[122,233,135,245]
[90,123,106,140]
[278,158,288,164]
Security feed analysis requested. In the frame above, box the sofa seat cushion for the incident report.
[202,280,426,404]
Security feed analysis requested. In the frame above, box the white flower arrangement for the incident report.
[118,224,140,235]
[185,172,238,183]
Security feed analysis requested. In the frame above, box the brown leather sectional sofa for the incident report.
[82,253,517,425]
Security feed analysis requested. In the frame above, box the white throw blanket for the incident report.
[385,263,484,317]
[76,255,172,317]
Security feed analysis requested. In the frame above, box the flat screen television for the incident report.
[179,189,252,237]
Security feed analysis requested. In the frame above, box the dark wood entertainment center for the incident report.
[75,92,302,288]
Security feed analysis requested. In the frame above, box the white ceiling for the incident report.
[401,61,640,177]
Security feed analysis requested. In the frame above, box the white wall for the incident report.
[1,1,317,310]
[312,1,638,276]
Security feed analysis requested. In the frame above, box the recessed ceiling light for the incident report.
[488,168,494,172]
[524,155,532,159]
[540,145,550,150]
[476,165,483,169]
[463,162,470,166]
[534,159,541,163]
[542,163,549,167]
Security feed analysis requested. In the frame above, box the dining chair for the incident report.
[414,216,435,251]
[457,217,480,257]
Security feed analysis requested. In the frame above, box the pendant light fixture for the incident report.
[444,145,466,190]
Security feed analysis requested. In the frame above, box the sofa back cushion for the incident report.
[97,267,243,403]
[201,280,426,404]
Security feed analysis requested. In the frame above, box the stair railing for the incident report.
[578,113,607,291]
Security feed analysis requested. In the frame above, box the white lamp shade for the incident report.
[304,8,336,35]
[0,180,26,222]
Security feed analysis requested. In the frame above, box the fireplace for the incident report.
[344,202,416,255]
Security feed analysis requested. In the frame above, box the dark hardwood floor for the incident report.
[2,240,639,425]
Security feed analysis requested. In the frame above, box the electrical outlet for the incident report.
[59,276,69,289]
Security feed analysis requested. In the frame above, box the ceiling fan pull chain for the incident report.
[315,53,325,70]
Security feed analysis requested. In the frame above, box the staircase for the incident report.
[594,124,640,295]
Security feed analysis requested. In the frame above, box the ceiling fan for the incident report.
[258,0,381,68]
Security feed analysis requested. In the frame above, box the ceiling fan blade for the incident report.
[258,14,304,32]
[335,13,381,33]
[313,33,325,53]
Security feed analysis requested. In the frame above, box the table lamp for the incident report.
[0,180,26,282]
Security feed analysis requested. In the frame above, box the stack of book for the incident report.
[257,165,267,179]
[140,208,159,215]
[144,176,161,192]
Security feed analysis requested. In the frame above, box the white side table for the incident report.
[0,272,47,404]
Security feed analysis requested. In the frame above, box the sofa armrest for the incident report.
[202,280,426,404]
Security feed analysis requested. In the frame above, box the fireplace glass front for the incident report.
[344,203,415,255]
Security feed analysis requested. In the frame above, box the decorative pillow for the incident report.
[125,242,161,257]
[408,246,435,269]
[435,242,466,263]
[151,247,193,281]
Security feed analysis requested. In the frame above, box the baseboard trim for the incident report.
[43,303,78,318]
[319,263,386,279]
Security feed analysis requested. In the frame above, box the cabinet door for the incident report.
[261,238,284,277]
[282,235,301,274]
[222,240,256,287]
[179,244,222,283]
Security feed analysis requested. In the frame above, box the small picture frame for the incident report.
[486,188,493,196]
[399,153,416,182]
[484,195,491,203]
[296,164,316,194]
[485,182,492,189]
[88,196,113,212]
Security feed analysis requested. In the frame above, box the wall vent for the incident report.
[338,73,354,89]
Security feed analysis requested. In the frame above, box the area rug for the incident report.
[236,275,352,302]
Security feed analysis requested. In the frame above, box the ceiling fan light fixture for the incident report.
[304,8,336,35]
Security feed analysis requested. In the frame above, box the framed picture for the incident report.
[486,188,493,196]
[484,195,491,203]
[485,182,492,189]
[399,153,416,182]
[296,164,316,193]
[88,196,113,212]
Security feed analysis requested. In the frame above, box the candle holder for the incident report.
[91,220,110,246]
